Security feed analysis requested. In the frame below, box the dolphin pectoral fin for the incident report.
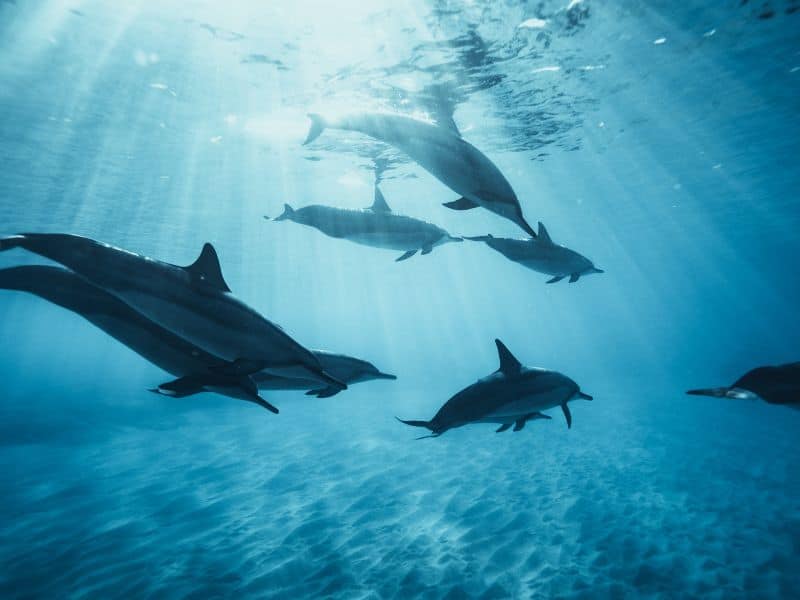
[305,386,341,398]
[569,273,580,283]
[210,358,267,377]
[546,275,565,284]
[421,245,433,256]
[495,423,512,433]
[303,113,326,145]
[396,250,417,262]
[155,375,206,397]
[513,419,526,432]
[443,197,479,211]
[561,402,572,429]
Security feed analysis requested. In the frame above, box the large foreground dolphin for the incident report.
[466,222,603,283]
[272,185,462,261]
[688,362,800,408]
[0,233,346,391]
[398,339,592,437]
[0,266,396,410]
[0,265,280,412]
[303,112,538,238]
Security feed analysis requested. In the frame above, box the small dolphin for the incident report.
[0,266,396,409]
[303,112,538,238]
[688,363,800,408]
[398,339,592,437]
[272,185,462,261]
[466,222,603,283]
[0,233,346,392]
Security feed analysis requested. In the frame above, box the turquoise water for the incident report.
[1,1,799,597]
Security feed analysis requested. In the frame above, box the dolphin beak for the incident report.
[373,371,398,380]
[577,392,593,400]
[449,236,464,243]
[591,267,604,274]
[687,387,729,398]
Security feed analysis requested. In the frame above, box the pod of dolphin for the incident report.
[1,111,797,431]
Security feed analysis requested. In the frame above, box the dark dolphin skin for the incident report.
[687,363,800,407]
[0,233,346,392]
[398,339,592,437]
[0,266,396,410]
[272,185,462,262]
[466,222,602,284]
[303,112,538,238]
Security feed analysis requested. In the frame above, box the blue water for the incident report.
[1,1,799,598]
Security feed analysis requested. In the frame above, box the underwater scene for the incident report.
[1,0,799,598]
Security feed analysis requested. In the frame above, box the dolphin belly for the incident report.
[483,388,569,418]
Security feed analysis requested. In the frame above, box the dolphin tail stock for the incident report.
[686,387,729,398]
[463,234,494,243]
[273,204,295,222]
[303,113,327,145]
[518,216,538,239]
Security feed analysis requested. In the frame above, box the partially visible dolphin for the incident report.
[0,233,346,392]
[303,112,538,238]
[0,265,280,412]
[255,350,396,397]
[688,363,800,408]
[466,222,603,283]
[0,266,396,409]
[271,185,463,261]
[398,339,592,437]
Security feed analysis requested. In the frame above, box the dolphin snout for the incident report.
[590,267,604,274]
[373,371,398,380]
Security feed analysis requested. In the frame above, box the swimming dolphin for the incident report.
[254,350,396,397]
[0,265,280,412]
[0,266,396,409]
[0,233,346,392]
[687,362,800,408]
[398,339,592,437]
[271,185,463,261]
[303,112,538,238]
[466,222,603,283]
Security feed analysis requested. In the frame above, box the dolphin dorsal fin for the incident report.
[184,243,231,292]
[370,186,392,213]
[495,339,522,375]
[537,222,554,244]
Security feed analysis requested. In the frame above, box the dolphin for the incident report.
[0,265,397,410]
[303,112,538,238]
[688,362,800,408]
[254,350,396,397]
[466,222,603,283]
[0,233,346,392]
[0,265,280,412]
[271,185,463,261]
[398,339,592,437]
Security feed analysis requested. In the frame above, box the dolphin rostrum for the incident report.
[303,112,538,238]
[687,363,800,408]
[271,185,463,261]
[398,339,592,437]
[0,233,346,392]
[0,266,397,410]
[466,222,603,283]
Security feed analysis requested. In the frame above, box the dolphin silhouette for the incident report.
[303,112,537,238]
[271,185,462,261]
[398,339,592,437]
[688,363,800,407]
[466,222,602,283]
[0,233,346,392]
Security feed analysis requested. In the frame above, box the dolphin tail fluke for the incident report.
[303,113,327,145]
[518,217,538,239]
[687,387,729,398]
[0,235,26,252]
[305,386,341,398]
